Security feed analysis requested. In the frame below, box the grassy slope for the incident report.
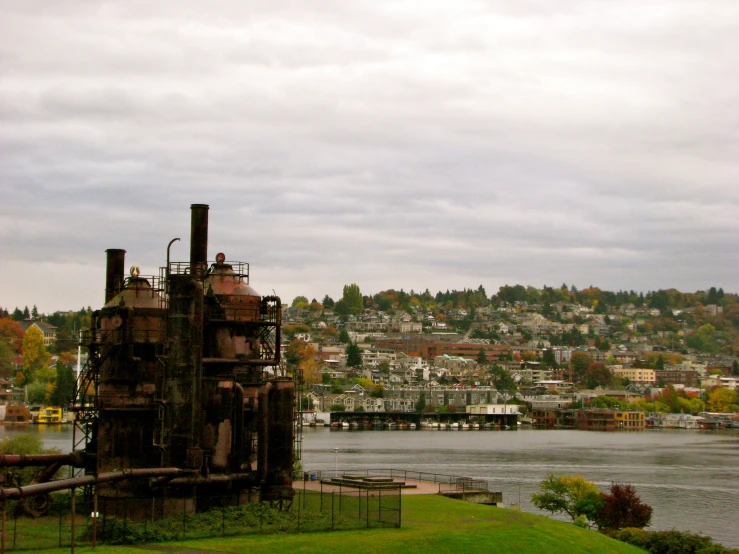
[28,495,644,554]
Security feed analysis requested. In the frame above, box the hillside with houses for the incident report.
[282,284,739,423]
[1,284,738,423]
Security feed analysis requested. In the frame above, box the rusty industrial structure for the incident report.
[0,204,297,517]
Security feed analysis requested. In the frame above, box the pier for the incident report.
[328,411,518,429]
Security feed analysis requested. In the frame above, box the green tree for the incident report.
[0,340,15,379]
[50,362,76,407]
[333,299,350,316]
[369,384,385,398]
[378,360,391,377]
[597,338,612,352]
[570,352,593,382]
[583,363,613,389]
[415,392,426,413]
[21,326,50,383]
[291,296,309,309]
[0,433,60,485]
[590,396,622,409]
[491,365,517,397]
[342,284,364,315]
[346,341,363,368]
[26,382,50,404]
[338,329,351,344]
[321,295,335,309]
[476,348,487,365]
[328,404,346,412]
[354,377,374,389]
[542,349,558,368]
[686,324,718,353]
[706,388,739,412]
[531,474,604,524]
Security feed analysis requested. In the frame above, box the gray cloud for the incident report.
[1,0,737,312]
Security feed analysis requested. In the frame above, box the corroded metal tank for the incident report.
[75,203,294,517]
[93,264,166,510]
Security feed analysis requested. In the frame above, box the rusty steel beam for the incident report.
[0,467,194,500]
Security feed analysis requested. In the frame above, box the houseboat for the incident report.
[2,405,30,425]
[37,406,64,424]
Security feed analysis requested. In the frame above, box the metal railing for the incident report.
[307,468,491,489]
[0,487,400,551]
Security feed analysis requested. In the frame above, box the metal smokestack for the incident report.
[190,204,209,277]
[105,249,126,303]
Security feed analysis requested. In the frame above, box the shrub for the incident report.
[596,483,652,530]
[531,474,603,524]
[0,434,61,485]
[608,528,737,554]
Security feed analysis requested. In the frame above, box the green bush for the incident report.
[82,496,374,545]
[607,528,738,554]
[0,433,61,485]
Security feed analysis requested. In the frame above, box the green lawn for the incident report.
[20,495,644,554]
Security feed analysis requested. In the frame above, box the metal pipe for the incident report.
[70,488,76,554]
[164,473,256,486]
[0,454,82,468]
[257,382,273,482]
[0,468,193,500]
[105,249,126,303]
[166,237,180,281]
[189,204,209,278]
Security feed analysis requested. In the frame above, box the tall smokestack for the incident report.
[105,249,126,303]
[190,204,209,277]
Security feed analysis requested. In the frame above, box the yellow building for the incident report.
[612,368,656,385]
[614,410,645,430]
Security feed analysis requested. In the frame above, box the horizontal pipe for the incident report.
[165,473,256,486]
[0,468,194,500]
[0,454,81,468]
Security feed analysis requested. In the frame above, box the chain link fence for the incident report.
[0,486,401,551]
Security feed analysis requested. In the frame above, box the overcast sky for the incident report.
[1,1,737,314]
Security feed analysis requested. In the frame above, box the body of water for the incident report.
[301,427,739,548]
[2,425,737,548]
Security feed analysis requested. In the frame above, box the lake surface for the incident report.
[3,425,738,548]
[301,427,739,548]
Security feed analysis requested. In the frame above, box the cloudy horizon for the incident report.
[1,1,737,313]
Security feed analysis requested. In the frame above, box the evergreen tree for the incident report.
[346,341,363,368]
[415,392,426,413]
[50,361,76,407]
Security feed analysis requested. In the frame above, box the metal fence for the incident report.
[0,487,401,551]
[309,468,493,490]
